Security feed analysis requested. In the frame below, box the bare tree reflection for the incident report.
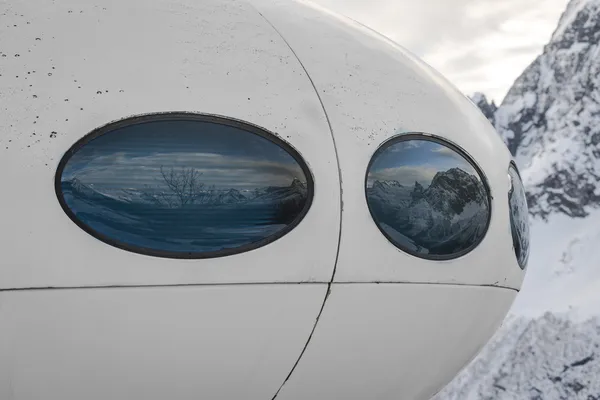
[160,166,205,207]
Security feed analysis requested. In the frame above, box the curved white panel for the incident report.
[276,283,517,400]
[252,0,524,289]
[0,0,340,288]
[0,284,326,400]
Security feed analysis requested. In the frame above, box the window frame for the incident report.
[508,161,529,270]
[54,112,315,259]
[364,133,493,261]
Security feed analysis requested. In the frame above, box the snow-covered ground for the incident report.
[514,210,600,321]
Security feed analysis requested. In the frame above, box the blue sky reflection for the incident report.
[367,139,479,187]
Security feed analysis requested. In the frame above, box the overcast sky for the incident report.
[311,0,569,103]
[64,121,304,190]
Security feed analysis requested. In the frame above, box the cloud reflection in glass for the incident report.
[366,136,490,259]
[56,115,313,258]
[508,164,530,269]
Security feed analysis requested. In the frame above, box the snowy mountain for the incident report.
[63,178,307,208]
[367,168,488,255]
[435,0,600,398]
[470,92,498,126]
[368,168,486,215]
[59,176,310,252]
[474,0,600,220]
[424,168,487,215]
[250,177,308,205]
[368,180,412,206]
[207,188,249,205]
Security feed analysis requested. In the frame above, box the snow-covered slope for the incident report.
[435,0,600,397]
[438,313,600,399]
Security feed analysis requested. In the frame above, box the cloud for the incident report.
[67,151,304,189]
[389,139,423,152]
[431,146,456,156]
[368,164,438,186]
[310,0,569,102]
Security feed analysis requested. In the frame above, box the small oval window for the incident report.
[508,163,530,269]
[365,135,491,260]
[56,113,313,259]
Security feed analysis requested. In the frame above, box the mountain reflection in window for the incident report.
[508,164,530,269]
[56,115,313,258]
[366,136,490,259]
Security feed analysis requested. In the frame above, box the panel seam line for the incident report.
[0,282,520,292]
[251,6,344,399]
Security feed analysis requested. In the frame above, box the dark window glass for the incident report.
[56,114,313,259]
[508,164,530,269]
[366,135,491,259]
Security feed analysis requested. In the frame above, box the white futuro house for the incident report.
[0,0,530,399]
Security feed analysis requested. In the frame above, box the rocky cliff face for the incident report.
[470,92,498,126]
[436,0,600,398]
[471,0,600,220]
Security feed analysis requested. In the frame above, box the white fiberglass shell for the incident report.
[274,284,516,400]
[0,284,327,400]
[0,0,526,399]
[253,0,524,290]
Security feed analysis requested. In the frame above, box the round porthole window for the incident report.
[365,134,491,260]
[55,113,314,259]
[508,163,530,269]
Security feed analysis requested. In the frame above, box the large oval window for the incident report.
[508,163,530,269]
[56,113,314,259]
[365,134,491,260]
